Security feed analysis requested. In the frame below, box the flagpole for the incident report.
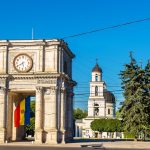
[32,28,34,40]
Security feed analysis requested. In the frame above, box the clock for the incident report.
[13,53,33,72]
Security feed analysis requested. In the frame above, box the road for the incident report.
[0,146,147,150]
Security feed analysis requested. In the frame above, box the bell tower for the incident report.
[88,63,106,117]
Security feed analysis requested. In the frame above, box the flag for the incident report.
[14,103,20,127]
[25,96,30,125]
[14,97,30,127]
[20,99,25,125]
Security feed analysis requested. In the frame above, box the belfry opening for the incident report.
[0,39,76,144]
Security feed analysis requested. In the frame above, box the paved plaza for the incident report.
[0,141,150,149]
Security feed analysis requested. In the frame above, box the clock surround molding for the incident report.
[13,53,33,73]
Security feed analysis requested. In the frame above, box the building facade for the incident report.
[75,63,116,138]
[0,39,76,144]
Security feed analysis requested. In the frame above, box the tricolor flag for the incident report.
[14,96,30,127]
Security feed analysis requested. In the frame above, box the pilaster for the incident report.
[6,92,13,142]
[0,87,7,143]
[45,86,58,144]
[35,86,43,143]
[66,90,74,140]
[60,87,67,143]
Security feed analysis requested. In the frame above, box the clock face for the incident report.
[13,54,33,72]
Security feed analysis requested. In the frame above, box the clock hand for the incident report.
[22,62,25,67]
[16,62,24,67]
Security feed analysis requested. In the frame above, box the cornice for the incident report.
[0,73,76,84]
[0,73,59,80]
[59,40,75,59]
[0,74,9,79]
[0,39,62,47]
[0,39,75,59]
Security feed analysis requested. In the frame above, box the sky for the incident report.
[0,0,150,110]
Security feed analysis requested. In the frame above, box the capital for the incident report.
[0,87,7,94]
[50,86,58,94]
[61,87,66,93]
[36,86,43,93]
[44,88,51,95]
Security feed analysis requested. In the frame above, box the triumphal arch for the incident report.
[0,39,76,144]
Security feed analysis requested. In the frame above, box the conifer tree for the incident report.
[120,52,150,139]
[145,60,150,125]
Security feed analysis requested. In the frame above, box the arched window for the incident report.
[64,61,67,74]
[94,103,99,116]
[95,86,98,96]
[95,74,98,81]
[108,109,110,115]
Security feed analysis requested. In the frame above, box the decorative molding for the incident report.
[0,87,6,94]
[50,86,58,94]
[13,53,33,73]
[53,86,58,90]
[0,80,6,86]
[44,88,51,95]
[43,86,58,95]
[0,46,7,50]
[61,87,66,93]
[0,75,9,79]
[61,81,65,88]
[36,86,43,93]
[37,79,57,84]
[0,74,60,80]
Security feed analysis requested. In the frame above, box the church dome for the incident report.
[92,63,102,73]
[104,91,115,103]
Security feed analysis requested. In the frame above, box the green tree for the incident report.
[91,119,122,133]
[26,117,35,131]
[30,101,35,118]
[73,108,88,120]
[120,53,150,139]
[26,100,35,133]
[91,119,105,132]
[116,110,121,119]
[144,60,150,135]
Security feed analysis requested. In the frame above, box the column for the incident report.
[75,125,78,137]
[42,40,46,72]
[35,86,43,143]
[79,127,82,137]
[45,86,58,144]
[6,92,13,142]
[67,90,74,140]
[39,46,44,72]
[61,49,64,72]
[12,94,17,141]
[121,132,124,139]
[12,93,26,141]
[0,87,7,143]
[114,132,117,139]
[60,87,66,143]
[58,47,62,73]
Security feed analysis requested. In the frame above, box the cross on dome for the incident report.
[92,61,102,73]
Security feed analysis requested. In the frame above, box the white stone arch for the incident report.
[0,39,76,144]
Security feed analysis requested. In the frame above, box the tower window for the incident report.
[95,74,98,81]
[108,109,110,114]
[94,103,99,116]
[95,86,98,96]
